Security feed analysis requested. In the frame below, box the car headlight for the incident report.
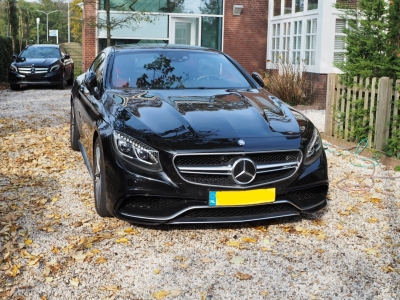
[305,127,322,165]
[10,64,18,72]
[49,65,60,72]
[113,130,162,171]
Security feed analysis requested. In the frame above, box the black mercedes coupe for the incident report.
[70,44,328,225]
[9,44,74,90]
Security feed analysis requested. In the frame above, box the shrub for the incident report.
[262,57,315,106]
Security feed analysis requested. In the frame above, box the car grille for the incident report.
[173,150,302,188]
[18,67,48,75]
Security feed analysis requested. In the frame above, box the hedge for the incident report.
[0,37,13,83]
[0,38,29,83]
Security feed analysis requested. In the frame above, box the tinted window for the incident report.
[111,50,251,89]
[90,53,106,88]
[20,46,60,59]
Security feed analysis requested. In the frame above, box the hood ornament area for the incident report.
[237,139,245,146]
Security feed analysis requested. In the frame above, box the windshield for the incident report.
[20,46,60,59]
[111,50,252,89]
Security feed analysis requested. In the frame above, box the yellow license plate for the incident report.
[209,188,276,206]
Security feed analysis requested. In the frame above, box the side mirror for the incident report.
[86,73,97,90]
[252,72,265,88]
[16,57,26,62]
[12,54,17,61]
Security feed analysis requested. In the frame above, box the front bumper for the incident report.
[102,137,329,225]
[9,70,62,86]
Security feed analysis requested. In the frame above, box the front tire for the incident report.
[67,68,74,86]
[10,84,20,91]
[93,137,112,217]
[70,103,80,151]
[58,71,66,89]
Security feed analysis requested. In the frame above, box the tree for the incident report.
[70,0,82,43]
[335,0,400,82]
[387,0,400,79]
[7,0,19,52]
[86,0,154,47]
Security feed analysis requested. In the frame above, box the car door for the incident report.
[60,47,72,78]
[77,52,107,172]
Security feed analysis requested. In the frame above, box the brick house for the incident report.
[82,0,268,73]
[81,0,351,109]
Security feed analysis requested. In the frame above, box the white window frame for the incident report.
[271,23,281,63]
[305,18,317,66]
[292,20,302,64]
[282,22,291,62]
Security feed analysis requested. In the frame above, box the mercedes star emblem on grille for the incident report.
[30,68,36,74]
[231,158,256,184]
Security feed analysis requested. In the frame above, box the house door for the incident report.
[170,17,200,46]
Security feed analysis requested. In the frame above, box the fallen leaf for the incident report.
[100,285,119,291]
[241,237,257,243]
[24,239,33,246]
[5,265,20,277]
[382,266,394,272]
[95,256,107,264]
[369,197,382,204]
[336,223,344,230]
[115,238,128,244]
[367,217,379,223]
[70,278,79,286]
[71,253,87,262]
[152,290,171,299]
[226,240,240,248]
[364,248,378,256]
[234,272,253,280]
[338,211,350,216]
[230,256,245,264]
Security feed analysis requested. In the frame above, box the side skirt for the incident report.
[78,140,93,179]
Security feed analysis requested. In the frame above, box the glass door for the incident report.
[170,17,200,46]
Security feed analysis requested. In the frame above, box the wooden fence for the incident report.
[325,74,400,151]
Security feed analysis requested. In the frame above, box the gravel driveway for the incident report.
[0,88,399,300]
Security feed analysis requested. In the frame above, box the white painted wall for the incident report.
[267,0,343,74]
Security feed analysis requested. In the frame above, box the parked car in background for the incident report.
[70,44,329,225]
[9,44,74,90]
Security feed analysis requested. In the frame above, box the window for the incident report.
[282,22,291,62]
[305,19,317,65]
[334,18,346,63]
[308,0,318,10]
[90,52,106,89]
[292,21,302,64]
[295,0,304,12]
[284,0,292,14]
[274,0,282,16]
[271,24,281,63]
[99,0,223,14]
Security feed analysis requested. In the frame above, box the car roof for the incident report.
[112,43,220,53]
[26,44,60,48]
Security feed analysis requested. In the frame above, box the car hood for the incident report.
[107,89,306,151]
[14,58,59,68]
